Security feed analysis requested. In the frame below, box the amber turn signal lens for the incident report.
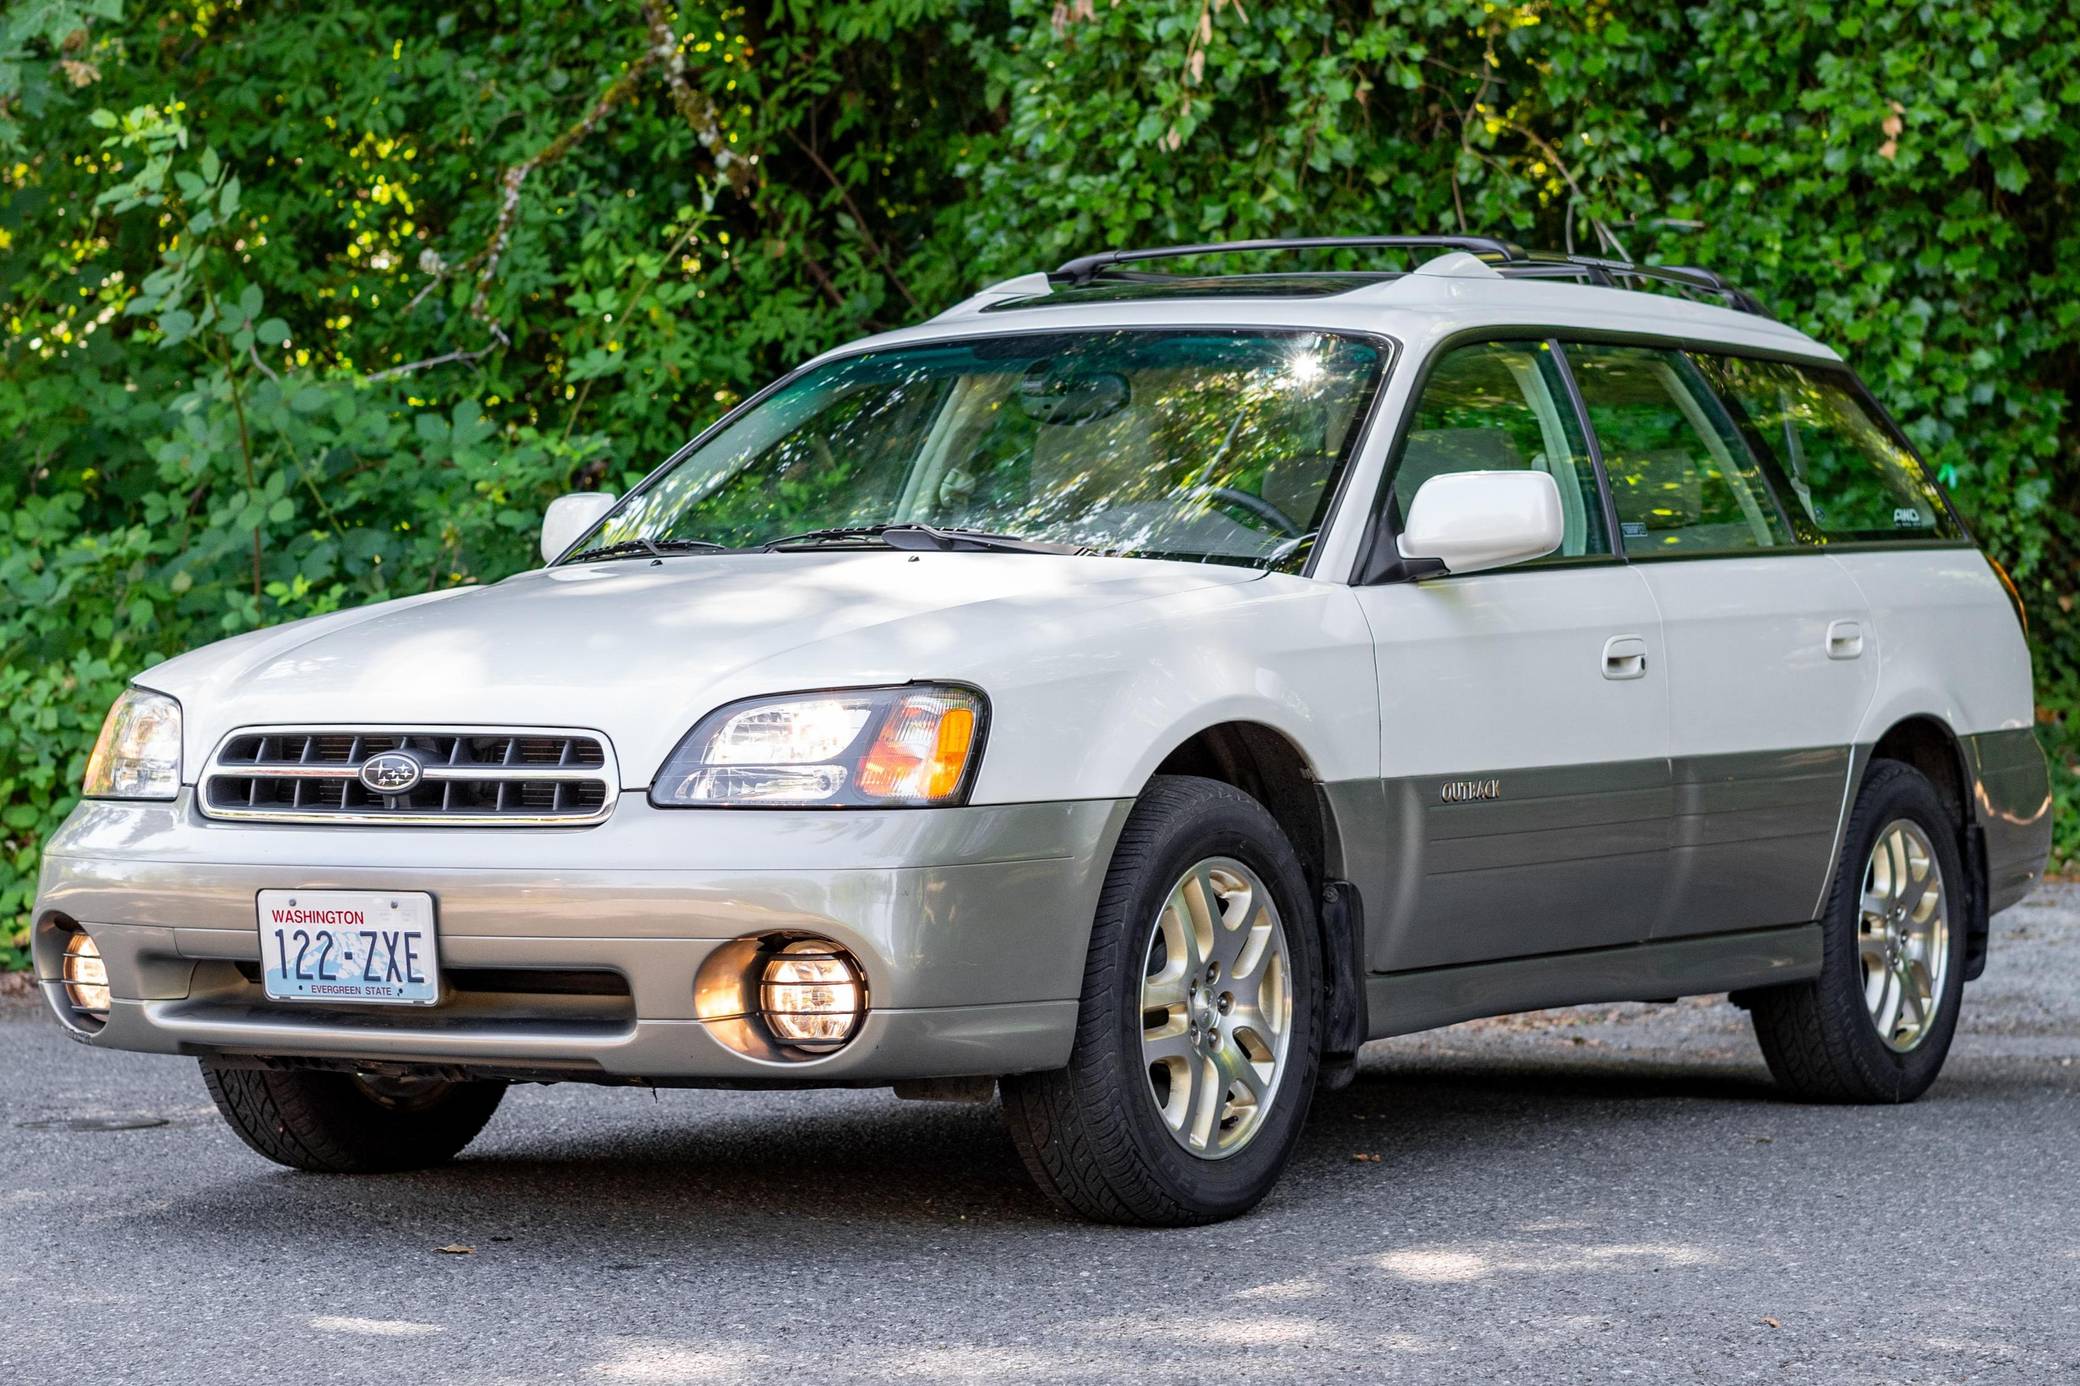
[855,691,981,803]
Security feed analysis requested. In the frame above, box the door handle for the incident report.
[1602,634,1649,680]
[1826,619,1864,660]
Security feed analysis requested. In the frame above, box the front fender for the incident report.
[972,576,1378,804]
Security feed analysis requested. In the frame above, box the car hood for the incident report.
[144,552,1263,784]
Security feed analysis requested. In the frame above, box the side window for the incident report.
[1698,356,1961,542]
[1566,343,1792,557]
[1388,340,1609,561]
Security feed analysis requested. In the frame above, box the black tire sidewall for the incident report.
[1090,783,1322,1216]
[1820,764,1969,1099]
[202,1063,505,1172]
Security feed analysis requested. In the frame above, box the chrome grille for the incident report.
[201,726,618,826]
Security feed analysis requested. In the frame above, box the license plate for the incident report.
[258,890,439,1005]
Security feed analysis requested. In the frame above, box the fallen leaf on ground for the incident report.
[1760,1317,1781,1329]
[437,1244,475,1255]
[1351,1152,1382,1163]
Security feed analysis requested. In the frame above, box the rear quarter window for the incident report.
[1698,356,1962,543]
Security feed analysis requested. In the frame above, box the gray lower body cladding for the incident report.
[1965,727,2055,914]
[1328,747,1852,976]
[1367,923,1823,1038]
[33,728,2049,1081]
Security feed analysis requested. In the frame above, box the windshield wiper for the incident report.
[759,524,1077,555]
[565,537,733,564]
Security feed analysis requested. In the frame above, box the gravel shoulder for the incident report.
[1,888,2074,1385]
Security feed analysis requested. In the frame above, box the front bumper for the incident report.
[32,793,1130,1084]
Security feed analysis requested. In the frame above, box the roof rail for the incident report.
[1505,254,1771,317]
[1047,236,1770,317]
[1051,236,1527,285]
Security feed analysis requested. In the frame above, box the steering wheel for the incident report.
[1189,485,1307,539]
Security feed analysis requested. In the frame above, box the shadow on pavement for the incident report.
[125,1043,1794,1252]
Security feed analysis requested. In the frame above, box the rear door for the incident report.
[1564,343,1875,938]
[1352,338,1673,972]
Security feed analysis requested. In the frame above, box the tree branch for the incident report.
[642,0,754,195]
[363,340,501,382]
[781,127,918,311]
[466,48,665,325]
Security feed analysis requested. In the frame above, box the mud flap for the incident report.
[1318,880,1367,1091]
[1963,823,1991,983]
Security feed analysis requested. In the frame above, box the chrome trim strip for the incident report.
[422,765,604,784]
[214,763,606,783]
[198,723,620,827]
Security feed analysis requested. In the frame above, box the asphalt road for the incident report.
[4,888,2076,1386]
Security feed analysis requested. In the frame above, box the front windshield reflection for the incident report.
[581,329,1387,570]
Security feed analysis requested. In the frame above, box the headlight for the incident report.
[651,684,986,808]
[82,687,183,800]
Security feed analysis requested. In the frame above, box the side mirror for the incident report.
[540,492,618,564]
[1397,470,1563,576]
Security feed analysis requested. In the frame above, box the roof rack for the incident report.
[1052,236,1526,285]
[1047,236,1770,317]
[1507,253,1770,317]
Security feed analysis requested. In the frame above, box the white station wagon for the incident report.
[35,236,2053,1224]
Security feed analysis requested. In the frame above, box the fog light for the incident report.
[758,940,864,1050]
[63,931,110,1020]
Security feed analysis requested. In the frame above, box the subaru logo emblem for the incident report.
[358,750,425,795]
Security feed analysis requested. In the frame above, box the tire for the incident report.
[201,1063,506,1173]
[1747,759,1969,1103]
[1000,775,1322,1225]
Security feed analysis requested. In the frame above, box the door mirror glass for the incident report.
[540,492,619,563]
[1397,470,1563,575]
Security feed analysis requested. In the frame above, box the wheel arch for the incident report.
[1144,720,1369,1063]
[1863,711,1990,980]
[1146,720,1337,891]
[1867,713,1971,829]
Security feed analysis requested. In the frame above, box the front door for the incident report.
[1352,339,1673,972]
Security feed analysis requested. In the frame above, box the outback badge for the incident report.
[1439,778,1502,804]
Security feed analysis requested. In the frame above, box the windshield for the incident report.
[573,329,1388,569]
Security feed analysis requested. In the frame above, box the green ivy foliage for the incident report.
[3,0,2075,964]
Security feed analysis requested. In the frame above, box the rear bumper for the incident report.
[32,793,1130,1083]
[1966,728,2054,915]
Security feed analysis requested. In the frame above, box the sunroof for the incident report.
[981,273,1394,312]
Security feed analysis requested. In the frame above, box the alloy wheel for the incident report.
[1857,819,1950,1053]
[1138,857,1294,1159]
